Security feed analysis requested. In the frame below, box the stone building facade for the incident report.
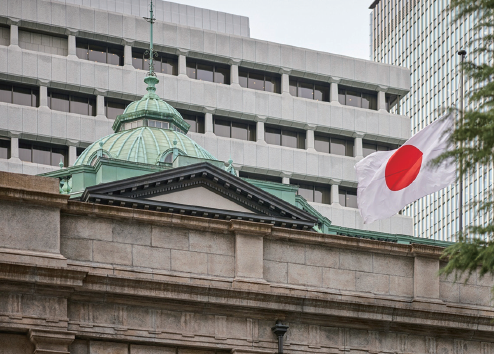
[1,171,494,353]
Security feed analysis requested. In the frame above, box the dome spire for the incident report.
[143,0,159,94]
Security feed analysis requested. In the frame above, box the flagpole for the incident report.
[457,49,466,235]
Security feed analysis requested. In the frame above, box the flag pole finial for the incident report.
[144,0,158,91]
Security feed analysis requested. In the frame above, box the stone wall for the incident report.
[18,29,68,56]
[1,172,494,353]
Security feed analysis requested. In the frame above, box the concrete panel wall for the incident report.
[18,29,68,56]
[50,0,250,38]
[264,239,414,297]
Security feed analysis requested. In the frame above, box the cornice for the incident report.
[0,186,69,208]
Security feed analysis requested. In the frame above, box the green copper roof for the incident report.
[74,127,216,166]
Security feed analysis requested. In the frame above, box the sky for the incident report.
[172,0,373,60]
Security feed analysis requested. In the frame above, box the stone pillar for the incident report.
[39,85,48,108]
[231,220,271,290]
[96,94,105,119]
[230,59,240,88]
[331,183,340,206]
[377,89,387,112]
[9,136,20,161]
[124,43,133,67]
[178,52,187,77]
[9,24,19,47]
[67,34,77,58]
[330,81,340,103]
[281,68,291,96]
[413,256,440,300]
[256,116,265,144]
[204,109,214,136]
[306,125,316,153]
[29,329,75,354]
[68,145,77,166]
[354,132,364,160]
[282,176,290,185]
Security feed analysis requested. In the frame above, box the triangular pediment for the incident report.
[81,162,317,230]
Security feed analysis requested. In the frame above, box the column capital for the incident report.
[94,89,107,96]
[203,106,216,114]
[330,178,342,185]
[122,38,135,46]
[229,58,242,65]
[279,67,291,75]
[377,85,389,92]
[304,124,316,131]
[280,171,292,178]
[176,48,189,56]
[255,115,267,123]
[65,28,79,36]
[7,18,20,26]
[29,329,75,354]
[329,76,341,84]
[37,79,50,87]
[353,131,365,138]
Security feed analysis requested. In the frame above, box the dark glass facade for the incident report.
[76,38,124,66]
[177,110,205,134]
[339,187,358,208]
[265,126,305,149]
[214,117,256,141]
[362,141,397,157]
[239,171,283,183]
[105,99,129,120]
[132,49,178,76]
[314,133,354,157]
[239,69,281,93]
[0,82,39,108]
[48,90,96,116]
[0,138,10,159]
[19,140,67,167]
[289,78,329,101]
[338,86,378,110]
[186,59,230,84]
[291,179,331,204]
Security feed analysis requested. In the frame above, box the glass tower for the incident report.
[369,0,493,241]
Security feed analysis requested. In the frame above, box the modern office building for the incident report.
[0,0,413,235]
[370,0,493,240]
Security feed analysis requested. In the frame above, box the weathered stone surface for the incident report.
[132,245,171,270]
[171,249,208,274]
[90,341,128,354]
[151,225,189,250]
[93,240,132,265]
[0,333,34,354]
[323,267,356,291]
[0,171,58,193]
[61,237,92,261]
[61,215,113,241]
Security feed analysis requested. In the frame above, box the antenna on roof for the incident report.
[144,0,157,77]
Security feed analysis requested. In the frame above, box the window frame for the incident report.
[290,179,332,205]
[265,125,306,149]
[362,140,397,157]
[338,187,358,208]
[76,38,124,66]
[239,171,283,183]
[314,133,354,157]
[178,109,205,134]
[289,78,330,102]
[131,48,178,76]
[47,90,96,116]
[213,116,256,142]
[0,82,39,108]
[338,86,378,110]
[104,98,130,120]
[238,68,281,94]
[18,140,68,167]
[186,59,230,85]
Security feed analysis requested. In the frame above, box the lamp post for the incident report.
[271,320,289,354]
[457,49,466,235]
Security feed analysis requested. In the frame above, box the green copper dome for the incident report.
[74,127,216,166]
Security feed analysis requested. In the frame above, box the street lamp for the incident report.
[271,320,289,354]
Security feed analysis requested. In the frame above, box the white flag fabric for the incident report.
[355,114,456,224]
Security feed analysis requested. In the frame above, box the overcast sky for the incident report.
[173,0,373,60]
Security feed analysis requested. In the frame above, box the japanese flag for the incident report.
[355,114,456,224]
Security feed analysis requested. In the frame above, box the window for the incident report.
[213,117,256,141]
[290,179,331,204]
[239,69,281,93]
[0,138,10,159]
[186,59,230,84]
[339,187,357,208]
[239,171,282,183]
[314,134,354,157]
[338,86,377,110]
[289,78,329,101]
[105,98,129,120]
[76,147,85,158]
[362,141,397,157]
[177,110,205,134]
[385,93,399,112]
[48,90,96,116]
[265,126,305,149]
[19,140,67,166]
[76,38,124,66]
[132,49,178,75]
[0,82,39,107]
[147,120,168,129]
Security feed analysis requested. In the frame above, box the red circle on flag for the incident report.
[385,145,423,191]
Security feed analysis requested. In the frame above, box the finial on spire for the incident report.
[144,0,158,77]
